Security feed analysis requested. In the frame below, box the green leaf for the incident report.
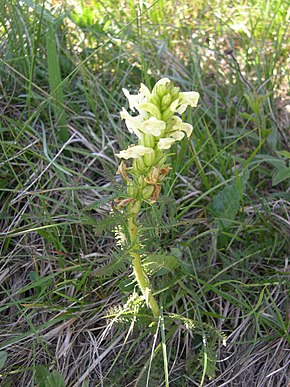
[277,150,290,159]
[211,171,249,228]
[36,366,65,387]
[46,25,68,142]
[0,351,8,370]
[143,253,180,276]
[272,167,290,186]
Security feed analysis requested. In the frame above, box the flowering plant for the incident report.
[115,78,199,317]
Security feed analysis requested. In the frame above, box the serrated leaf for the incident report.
[0,351,8,370]
[272,167,290,186]
[143,253,180,276]
[211,171,249,228]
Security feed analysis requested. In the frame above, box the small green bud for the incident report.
[150,95,161,108]
[143,151,156,167]
[131,200,141,214]
[162,106,175,121]
[156,84,167,97]
[161,93,172,110]
[127,183,138,197]
[142,185,154,200]
[156,155,168,167]
[143,134,155,148]
[171,86,180,99]
[139,102,161,119]
[135,157,147,172]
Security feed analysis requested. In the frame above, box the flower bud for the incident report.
[155,84,167,97]
[143,151,156,167]
[161,93,172,110]
[142,185,154,200]
[131,200,141,214]
[127,183,138,198]
[136,157,147,172]
[150,95,161,108]
[162,106,175,121]
[143,134,155,148]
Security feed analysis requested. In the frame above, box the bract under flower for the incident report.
[116,145,154,160]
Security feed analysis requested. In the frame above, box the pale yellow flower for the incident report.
[140,117,166,136]
[169,130,185,140]
[157,138,176,150]
[116,145,154,159]
[171,116,193,137]
[120,108,143,138]
[122,88,147,113]
[177,91,200,114]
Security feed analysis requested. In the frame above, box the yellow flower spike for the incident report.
[115,78,199,319]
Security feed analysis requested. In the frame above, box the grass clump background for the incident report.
[0,0,289,386]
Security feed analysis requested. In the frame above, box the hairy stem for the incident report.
[128,203,160,318]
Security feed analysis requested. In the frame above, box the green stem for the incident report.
[128,203,160,318]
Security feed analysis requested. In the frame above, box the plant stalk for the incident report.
[128,204,160,318]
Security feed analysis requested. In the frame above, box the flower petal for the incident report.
[173,122,193,138]
[120,108,143,137]
[140,83,151,99]
[122,88,147,112]
[155,77,171,86]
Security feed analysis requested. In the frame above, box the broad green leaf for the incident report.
[272,167,290,186]
[0,351,8,370]
[211,170,249,228]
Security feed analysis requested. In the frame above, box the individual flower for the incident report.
[157,137,176,150]
[140,117,166,136]
[177,91,200,114]
[120,108,143,138]
[115,145,154,160]
[170,116,193,138]
[122,88,147,113]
